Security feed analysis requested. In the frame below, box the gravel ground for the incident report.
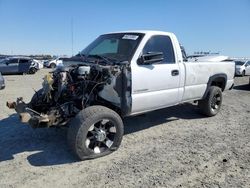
[0,69,249,188]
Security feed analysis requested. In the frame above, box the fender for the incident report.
[202,73,227,99]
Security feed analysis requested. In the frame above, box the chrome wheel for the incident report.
[85,119,116,154]
[68,105,124,160]
[211,92,222,111]
[198,86,222,117]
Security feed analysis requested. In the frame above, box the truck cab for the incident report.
[129,31,184,114]
[118,31,234,115]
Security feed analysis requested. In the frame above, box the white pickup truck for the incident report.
[8,30,235,160]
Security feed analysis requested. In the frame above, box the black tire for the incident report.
[242,70,245,77]
[29,89,44,108]
[50,63,56,69]
[198,86,222,117]
[28,67,36,74]
[67,105,124,160]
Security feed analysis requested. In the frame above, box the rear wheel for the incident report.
[28,67,36,74]
[242,70,245,77]
[50,63,56,69]
[67,105,124,160]
[198,86,222,117]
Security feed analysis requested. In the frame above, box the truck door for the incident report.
[131,35,181,114]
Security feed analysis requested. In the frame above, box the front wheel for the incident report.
[198,86,222,117]
[242,70,245,77]
[67,106,124,160]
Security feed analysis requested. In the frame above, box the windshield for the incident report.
[80,33,144,63]
[235,61,245,66]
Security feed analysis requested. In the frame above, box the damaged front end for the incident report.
[7,62,132,128]
[7,98,54,128]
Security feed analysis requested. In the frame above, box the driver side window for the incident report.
[142,35,175,64]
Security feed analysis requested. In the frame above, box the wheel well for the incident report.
[202,74,227,99]
[93,98,122,117]
[210,77,226,91]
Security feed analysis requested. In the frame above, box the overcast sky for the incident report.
[0,0,249,57]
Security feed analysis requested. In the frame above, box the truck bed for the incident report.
[181,61,235,102]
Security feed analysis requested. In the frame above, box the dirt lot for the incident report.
[0,69,249,188]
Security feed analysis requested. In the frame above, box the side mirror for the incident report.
[138,52,164,65]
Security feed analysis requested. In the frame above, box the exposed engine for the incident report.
[7,63,128,128]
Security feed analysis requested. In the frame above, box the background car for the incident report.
[0,72,5,89]
[43,57,63,68]
[0,57,39,75]
[33,59,44,69]
[235,60,250,76]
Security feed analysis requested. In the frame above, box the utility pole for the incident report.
[71,18,74,56]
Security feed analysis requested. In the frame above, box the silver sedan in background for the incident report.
[235,60,250,76]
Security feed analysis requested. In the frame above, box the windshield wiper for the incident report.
[87,54,120,65]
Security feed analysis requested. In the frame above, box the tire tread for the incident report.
[67,105,123,160]
[198,86,222,117]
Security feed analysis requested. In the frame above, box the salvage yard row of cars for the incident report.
[0,56,43,90]
[0,56,43,75]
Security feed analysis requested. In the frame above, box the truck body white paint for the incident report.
[108,31,235,115]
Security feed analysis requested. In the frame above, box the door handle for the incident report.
[171,70,179,76]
